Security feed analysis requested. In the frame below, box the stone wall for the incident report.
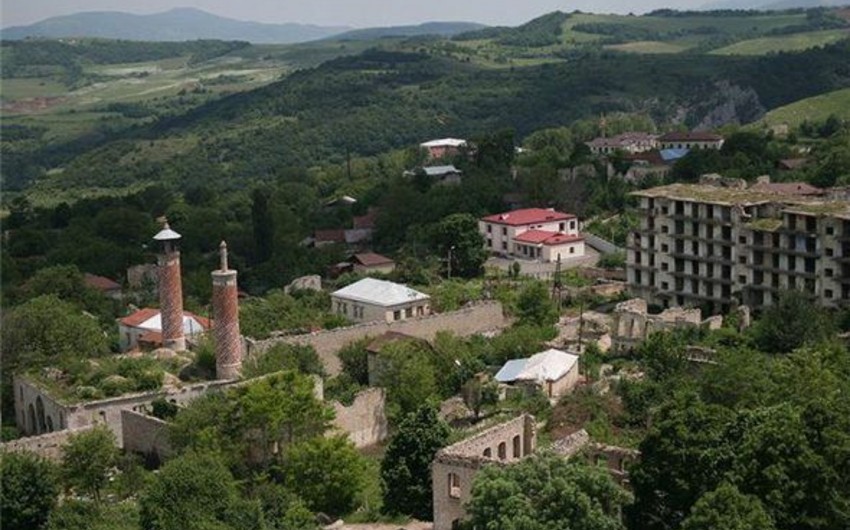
[610,298,706,352]
[432,414,536,530]
[0,426,96,462]
[121,409,172,461]
[248,302,507,376]
[330,387,388,448]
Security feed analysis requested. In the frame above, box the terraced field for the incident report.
[710,29,850,55]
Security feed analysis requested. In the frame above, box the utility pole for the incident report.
[552,254,562,300]
[447,245,456,279]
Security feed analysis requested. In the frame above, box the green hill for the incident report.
[761,87,850,126]
[710,28,849,54]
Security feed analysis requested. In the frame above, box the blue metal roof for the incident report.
[660,148,690,162]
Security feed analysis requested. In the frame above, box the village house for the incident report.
[84,273,123,300]
[479,208,585,262]
[658,131,724,151]
[495,348,581,399]
[403,164,463,185]
[118,308,211,352]
[350,252,396,275]
[586,132,658,155]
[420,138,467,160]
[330,277,430,323]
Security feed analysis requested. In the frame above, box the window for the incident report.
[393,310,401,321]
[487,238,492,247]
[559,222,565,232]
[501,241,507,251]
[661,282,669,290]
[569,247,575,254]
[826,226,835,235]
[487,224,492,233]
[570,221,576,230]
[513,435,521,458]
[739,235,747,244]
[502,227,507,236]
[483,448,491,458]
[826,289,834,299]
[498,442,507,460]
[405,307,413,318]
[661,243,669,253]
[738,275,747,284]
[826,268,834,277]
[661,263,669,271]
[827,248,834,257]
[739,256,747,264]
[448,473,461,499]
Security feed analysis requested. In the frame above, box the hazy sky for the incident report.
[2,0,710,28]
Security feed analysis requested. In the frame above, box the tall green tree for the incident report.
[1,451,60,530]
[428,213,489,279]
[751,290,836,354]
[281,435,366,517]
[380,404,451,519]
[681,482,775,530]
[516,281,559,327]
[465,453,631,530]
[375,340,439,419]
[139,451,262,530]
[61,426,118,504]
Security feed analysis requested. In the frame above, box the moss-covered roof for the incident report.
[744,218,784,232]
[633,184,850,218]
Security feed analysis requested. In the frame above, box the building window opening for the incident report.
[448,473,461,499]
[483,448,492,458]
[498,442,507,460]
[513,435,521,458]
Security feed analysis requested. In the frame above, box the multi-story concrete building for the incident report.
[627,180,850,313]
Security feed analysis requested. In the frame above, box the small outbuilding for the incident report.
[495,348,580,399]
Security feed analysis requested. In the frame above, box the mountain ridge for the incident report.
[1,7,351,44]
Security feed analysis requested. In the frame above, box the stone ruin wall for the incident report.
[330,387,388,448]
[248,302,508,376]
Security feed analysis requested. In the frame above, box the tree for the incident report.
[375,340,439,419]
[465,453,630,530]
[61,426,117,504]
[1,451,60,530]
[751,290,836,353]
[516,281,559,327]
[462,377,499,421]
[281,435,366,517]
[682,483,775,530]
[381,404,451,519]
[139,451,262,530]
[428,213,488,279]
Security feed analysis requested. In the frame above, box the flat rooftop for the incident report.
[632,183,850,218]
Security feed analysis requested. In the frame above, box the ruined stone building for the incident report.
[432,414,536,530]
[628,178,850,312]
[609,298,706,352]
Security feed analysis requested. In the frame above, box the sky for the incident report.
[2,0,712,29]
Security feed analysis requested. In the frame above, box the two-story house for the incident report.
[479,208,585,262]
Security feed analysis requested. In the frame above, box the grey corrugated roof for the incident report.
[495,359,528,383]
[331,278,429,307]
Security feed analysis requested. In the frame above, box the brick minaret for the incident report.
[212,241,242,380]
[154,220,185,352]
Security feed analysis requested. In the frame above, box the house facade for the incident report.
[658,131,724,150]
[586,132,658,155]
[479,208,585,262]
[330,278,430,323]
[420,138,467,160]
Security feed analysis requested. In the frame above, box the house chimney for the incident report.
[154,218,185,351]
[212,241,242,380]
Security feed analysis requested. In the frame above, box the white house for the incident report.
[420,138,467,160]
[586,132,658,155]
[118,308,211,351]
[331,278,430,323]
[479,208,585,262]
[495,348,581,399]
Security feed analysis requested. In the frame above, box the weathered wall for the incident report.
[0,425,96,461]
[121,409,172,461]
[432,414,536,530]
[248,302,507,376]
[330,387,388,448]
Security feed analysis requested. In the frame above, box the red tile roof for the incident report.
[84,273,121,292]
[626,150,667,166]
[749,181,823,196]
[118,308,211,330]
[352,252,394,267]
[659,131,723,142]
[119,308,159,327]
[513,230,584,246]
[481,208,575,227]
